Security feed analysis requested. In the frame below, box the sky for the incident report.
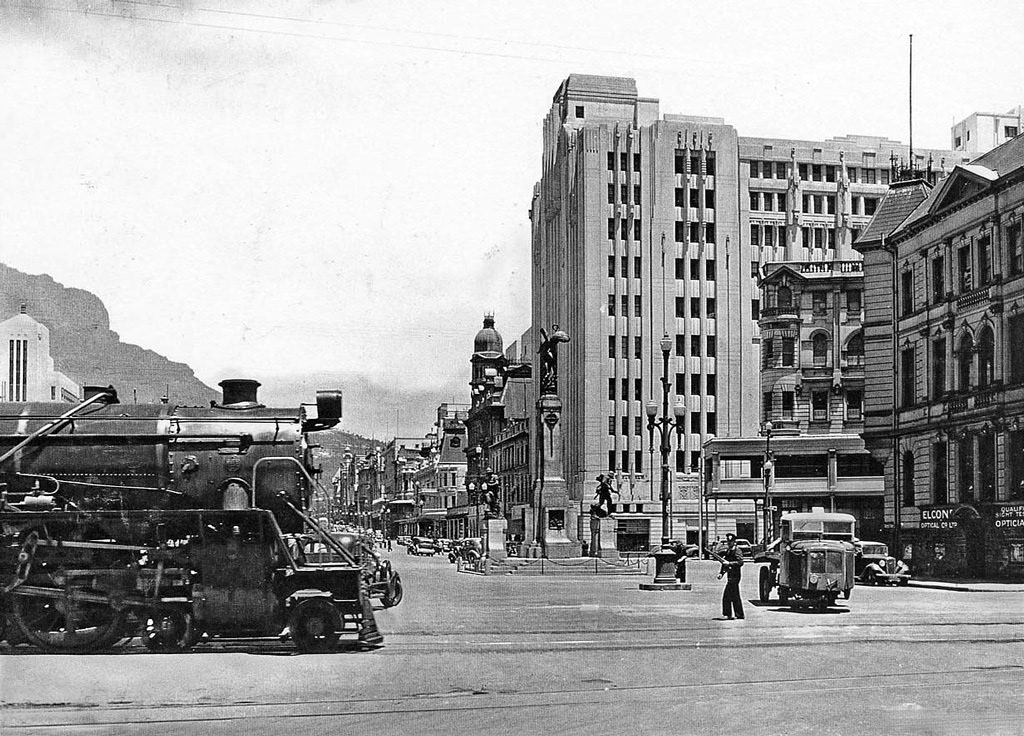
[1,0,1021,438]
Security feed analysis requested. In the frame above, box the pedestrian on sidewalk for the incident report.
[717,533,745,620]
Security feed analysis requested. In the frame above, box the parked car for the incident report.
[409,536,437,556]
[855,541,911,585]
[709,538,752,559]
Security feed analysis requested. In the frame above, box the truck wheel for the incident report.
[290,598,341,653]
[381,575,403,608]
[142,607,195,652]
[758,566,772,603]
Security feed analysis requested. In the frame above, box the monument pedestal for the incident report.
[590,515,619,561]
[484,517,507,561]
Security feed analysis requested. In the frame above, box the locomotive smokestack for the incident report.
[83,385,119,404]
[219,379,261,407]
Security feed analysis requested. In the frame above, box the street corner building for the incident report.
[854,132,1024,580]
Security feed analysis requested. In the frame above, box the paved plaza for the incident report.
[3,553,1024,736]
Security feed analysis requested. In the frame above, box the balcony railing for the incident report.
[956,285,991,309]
[760,305,800,320]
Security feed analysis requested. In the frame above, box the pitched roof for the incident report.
[969,131,1024,177]
[854,179,932,247]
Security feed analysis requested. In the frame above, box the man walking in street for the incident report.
[717,533,745,620]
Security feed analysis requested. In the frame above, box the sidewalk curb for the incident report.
[905,581,1024,593]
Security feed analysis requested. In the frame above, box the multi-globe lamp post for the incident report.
[762,421,775,544]
[640,334,691,591]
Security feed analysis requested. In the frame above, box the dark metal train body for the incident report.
[0,381,384,653]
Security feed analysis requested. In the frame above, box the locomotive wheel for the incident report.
[290,598,341,653]
[758,567,772,603]
[381,574,403,608]
[142,608,196,653]
[11,591,127,653]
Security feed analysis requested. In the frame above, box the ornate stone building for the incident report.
[855,134,1024,579]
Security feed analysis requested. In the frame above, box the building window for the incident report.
[620,152,628,171]
[782,337,795,367]
[621,294,629,317]
[979,432,996,501]
[811,164,822,182]
[901,348,915,406]
[690,155,700,174]
[691,297,701,318]
[635,450,643,473]
[608,255,616,277]
[633,153,641,172]
[608,417,615,435]
[608,152,615,171]
[749,161,759,178]
[781,391,794,420]
[958,437,974,500]
[691,334,702,357]
[690,188,701,209]
[608,378,616,400]
[902,451,916,507]
[608,184,615,204]
[764,225,775,248]
[608,294,616,316]
[1011,314,1024,383]
[706,298,716,319]
[846,332,864,366]
[846,389,863,421]
[609,450,617,471]
[608,218,616,240]
[675,297,686,318]
[634,336,642,359]
[575,105,585,118]
[707,336,717,357]
[634,255,641,277]
[622,416,629,436]
[705,190,715,209]
[977,326,994,389]
[814,229,825,249]
[676,335,686,356]
[957,333,973,391]
[675,258,686,280]
[798,163,808,180]
[763,337,774,368]
[751,299,760,320]
[864,169,877,185]
[750,223,760,246]
[846,289,861,314]
[978,235,992,285]
[706,412,717,434]
[634,295,642,318]
[634,185,641,205]
[812,333,829,366]
[690,412,701,434]
[847,166,858,183]
[1008,222,1023,276]
[691,374,701,395]
[689,222,700,242]
[958,244,972,292]
[705,152,715,176]
[705,224,716,243]
[608,335,616,358]
[864,198,877,216]
[635,379,642,401]
[932,337,946,398]
[901,270,914,316]
[1006,125,1019,139]
[932,256,945,303]
[776,162,786,179]
[777,285,792,308]
[812,291,827,315]
[933,442,948,505]
[812,391,828,421]
[707,374,716,396]
[689,259,701,280]
[763,391,773,422]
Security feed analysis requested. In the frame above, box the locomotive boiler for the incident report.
[0,380,383,653]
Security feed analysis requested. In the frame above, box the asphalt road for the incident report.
[3,553,1024,736]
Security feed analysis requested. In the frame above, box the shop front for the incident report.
[901,502,1024,581]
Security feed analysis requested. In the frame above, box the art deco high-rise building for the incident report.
[531,74,963,549]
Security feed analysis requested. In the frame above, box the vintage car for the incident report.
[409,536,437,556]
[855,541,911,586]
[287,533,403,609]
[756,509,858,609]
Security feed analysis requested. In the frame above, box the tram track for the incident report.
[6,664,1023,731]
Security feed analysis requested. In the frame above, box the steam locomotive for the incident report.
[0,380,383,653]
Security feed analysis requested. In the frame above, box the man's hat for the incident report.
[725,532,737,541]
[596,474,604,481]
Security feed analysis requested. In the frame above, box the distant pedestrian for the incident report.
[717,533,745,620]
[386,537,393,552]
[590,474,616,517]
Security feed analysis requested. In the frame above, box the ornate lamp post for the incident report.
[762,421,775,544]
[640,335,690,591]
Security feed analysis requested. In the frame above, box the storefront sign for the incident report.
[920,507,958,530]
[995,504,1024,529]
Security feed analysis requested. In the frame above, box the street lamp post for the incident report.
[640,335,690,591]
[762,421,775,544]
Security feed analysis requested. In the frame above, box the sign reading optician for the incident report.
[995,504,1024,529]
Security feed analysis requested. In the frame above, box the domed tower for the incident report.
[471,313,504,387]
